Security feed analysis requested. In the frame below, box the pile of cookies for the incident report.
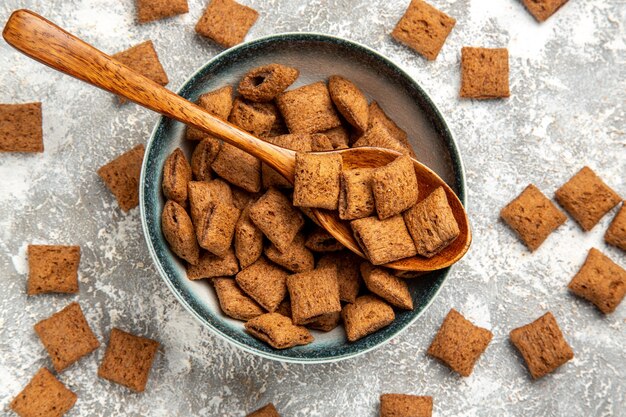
[159,61,462,349]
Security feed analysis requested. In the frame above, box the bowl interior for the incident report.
[141,33,465,363]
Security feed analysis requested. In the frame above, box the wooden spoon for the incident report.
[3,9,471,272]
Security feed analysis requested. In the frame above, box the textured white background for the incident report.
[0,0,625,416]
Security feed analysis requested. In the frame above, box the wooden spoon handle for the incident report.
[2,9,295,180]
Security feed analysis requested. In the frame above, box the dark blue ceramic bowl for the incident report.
[140,33,465,363]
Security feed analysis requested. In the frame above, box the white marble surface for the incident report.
[0,0,624,416]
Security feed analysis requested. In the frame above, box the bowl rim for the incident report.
[139,32,466,364]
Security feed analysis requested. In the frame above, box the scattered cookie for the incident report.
[380,394,433,417]
[404,187,460,257]
[342,295,395,342]
[427,308,492,377]
[361,263,413,310]
[249,188,305,252]
[293,152,343,210]
[305,227,344,252]
[234,204,264,268]
[186,86,233,141]
[605,202,626,251]
[287,267,342,325]
[339,168,376,220]
[27,245,80,295]
[162,148,191,207]
[0,102,43,152]
[371,155,419,219]
[353,121,412,156]
[98,328,159,392]
[213,277,264,321]
[229,98,277,137]
[276,82,342,133]
[391,0,456,61]
[245,312,313,349]
[522,0,569,22]
[34,302,100,372]
[509,312,573,379]
[247,403,281,417]
[265,233,315,273]
[318,251,361,303]
[197,201,241,257]
[555,166,621,231]
[351,215,417,265]
[195,0,259,48]
[190,138,221,180]
[211,143,262,192]
[161,200,200,265]
[239,64,299,102]
[188,179,233,226]
[97,144,145,212]
[236,257,288,312]
[500,184,566,251]
[568,248,626,314]
[112,41,168,103]
[460,47,510,99]
[10,368,77,417]
[136,0,189,23]
[328,75,369,133]
[186,249,240,280]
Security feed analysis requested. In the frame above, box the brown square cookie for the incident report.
[605,203,626,251]
[522,0,569,22]
[247,403,281,417]
[98,328,159,392]
[234,204,264,268]
[293,152,343,210]
[196,201,241,257]
[509,312,574,379]
[404,187,461,257]
[351,215,417,265]
[265,233,315,273]
[287,267,342,325]
[318,251,361,303]
[305,228,344,252]
[10,368,77,417]
[97,144,145,211]
[229,98,277,137]
[371,155,419,219]
[162,148,191,207]
[186,249,240,280]
[245,312,313,349]
[361,263,413,310]
[460,47,510,99]
[136,0,189,23]
[211,143,262,193]
[342,295,395,342]
[500,184,566,251]
[112,41,168,103]
[188,179,233,226]
[34,302,100,372]
[0,102,43,152]
[186,86,233,142]
[339,168,376,220]
[190,138,221,180]
[261,133,314,189]
[380,394,433,417]
[162,200,201,265]
[555,166,621,231]
[195,0,258,48]
[328,75,369,133]
[27,245,80,295]
[213,277,264,321]
[391,0,456,61]
[307,311,341,332]
[231,187,261,210]
[249,188,305,252]
[276,82,342,133]
[568,248,626,314]
[239,64,300,102]
[321,125,350,149]
[353,122,413,156]
[427,308,492,377]
[236,257,288,312]
[368,102,414,157]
